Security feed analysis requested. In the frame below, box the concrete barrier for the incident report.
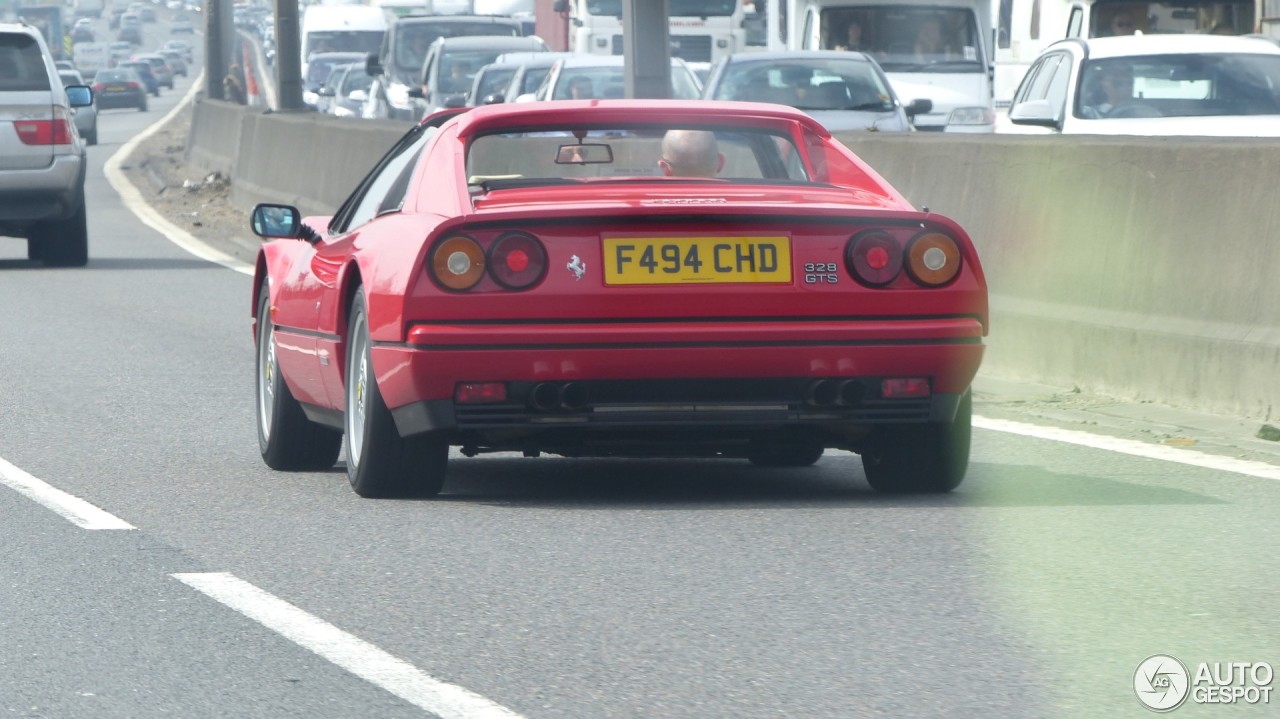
[184,100,1280,419]
[835,132,1280,420]
[185,100,410,217]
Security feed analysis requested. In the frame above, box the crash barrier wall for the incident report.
[836,132,1280,421]
[185,99,1280,419]
[185,99,412,218]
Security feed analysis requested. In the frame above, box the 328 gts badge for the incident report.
[804,262,839,284]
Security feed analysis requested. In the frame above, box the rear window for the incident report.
[0,33,51,91]
[95,70,131,82]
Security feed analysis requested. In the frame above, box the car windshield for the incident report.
[1087,0,1255,36]
[473,66,517,99]
[1075,53,1280,118]
[585,0,738,17]
[551,64,701,100]
[711,58,895,111]
[467,124,810,190]
[394,23,520,75]
[818,5,984,72]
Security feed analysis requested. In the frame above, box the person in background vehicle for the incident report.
[836,19,870,53]
[567,75,593,99]
[658,129,724,178]
[1107,10,1138,36]
[914,18,951,63]
[1081,64,1133,118]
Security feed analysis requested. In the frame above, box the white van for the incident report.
[791,0,995,132]
[300,5,387,79]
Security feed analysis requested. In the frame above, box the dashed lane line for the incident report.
[172,572,527,719]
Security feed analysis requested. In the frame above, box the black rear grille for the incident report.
[453,377,932,429]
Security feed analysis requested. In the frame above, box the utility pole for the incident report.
[204,0,229,99]
[622,0,670,99]
[275,0,304,110]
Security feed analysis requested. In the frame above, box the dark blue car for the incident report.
[119,60,161,97]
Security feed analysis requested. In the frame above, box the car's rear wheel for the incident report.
[861,390,971,493]
[85,127,97,145]
[138,98,147,111]
[256,283,342,470]
[36,197,88,267]
[344,289,447,498]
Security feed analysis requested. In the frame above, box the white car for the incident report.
[999,34,1280,136]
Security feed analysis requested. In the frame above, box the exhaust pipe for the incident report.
[529,382,561,412]
[806,379,839,407]
[559,382,589,411]
[838,379,863,406]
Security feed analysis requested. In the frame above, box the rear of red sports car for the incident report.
[361,102,988,494]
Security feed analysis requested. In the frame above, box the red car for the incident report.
[251,100,988,498]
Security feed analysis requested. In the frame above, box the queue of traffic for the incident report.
[275,0,1280,137]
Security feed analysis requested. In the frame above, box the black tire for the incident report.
[344,289,447,498]
[139,99,148,112]
[862,391,972,494]
[255,283,342,470]
[151,87,159,97]
[36,197,88,267]
[85,128,97,145]
[747,442,824,467]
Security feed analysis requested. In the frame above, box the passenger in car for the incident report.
[658,129,725,178]
[1081,65,1133,118]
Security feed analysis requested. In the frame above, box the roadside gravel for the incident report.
[118,98,263,265]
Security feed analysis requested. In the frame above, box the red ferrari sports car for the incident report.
[251,100,988,498]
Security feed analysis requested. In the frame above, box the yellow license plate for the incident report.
[603,237,791,285]
[107,84,127,91]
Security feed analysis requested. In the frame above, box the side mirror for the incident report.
[317,87,335,97]
[481,92,504,105]
[408,87,424,99]
[443,93,467,108]
[1008,98,1060,129]
[553,0,568,12]
[251,203,303,240]
[66,85,93,107]
[348,89,368,102]
[904,98,933,117]
[365,51,381,77]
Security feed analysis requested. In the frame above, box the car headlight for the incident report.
[945,106,995,127]
[387,82,412,110]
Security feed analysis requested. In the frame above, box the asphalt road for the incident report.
[1,19,1277,719]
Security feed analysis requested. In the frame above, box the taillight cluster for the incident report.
[428,231,547,292]
[14,108,74,146]
[845,229,963,288]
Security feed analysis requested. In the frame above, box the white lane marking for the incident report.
[172,572,527,719]
[103,71,254,276]
[974,415,1280,481]
[0,456,135,530]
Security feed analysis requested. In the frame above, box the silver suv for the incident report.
[0,22,93,266]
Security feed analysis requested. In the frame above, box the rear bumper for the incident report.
[0,153,85,225]
[375,318,985,438]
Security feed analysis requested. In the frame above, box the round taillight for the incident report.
[846,231,903,287]
[905,232,962,286]
[488,232,547,290]
[430,235,486,291]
